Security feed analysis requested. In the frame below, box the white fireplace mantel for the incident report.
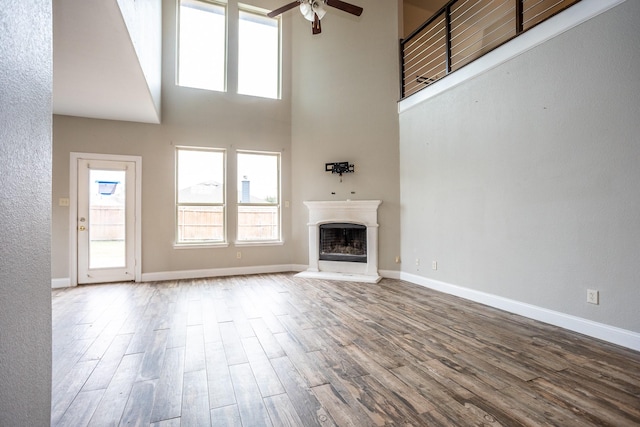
[296,200,382,283]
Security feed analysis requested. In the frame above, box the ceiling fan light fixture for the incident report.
[300,0,326,21]
[313,1,327,20]
[300,1,313,20]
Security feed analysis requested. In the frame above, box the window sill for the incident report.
[174,242,229,250]
[235,240,284,247]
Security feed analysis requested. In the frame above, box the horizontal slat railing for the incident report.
[400,0,580,99]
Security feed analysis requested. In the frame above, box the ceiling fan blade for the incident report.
[267,1,299,18]
[325,0,363,16]
[312,13,322,34]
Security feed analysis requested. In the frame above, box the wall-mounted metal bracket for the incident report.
[325,162,354,177]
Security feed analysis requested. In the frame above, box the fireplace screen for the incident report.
[319,223,367,263]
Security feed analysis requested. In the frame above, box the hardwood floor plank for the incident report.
[118,379,157,426]
[138,328,169,381]
[341,343,436,414]
[229,363,273,427]
[56,389,104,427]
[166,310,187,349]
[150,346,185,423]
[184,324,206,373]
[201,295,222,343]
[242,336,286,397]
[311,383,367,427]
[205,340,236,409]
[264,393,306,427]
[270,356,336,427]
[82,333,133,391]
[150,417,181,427]
[274,331,329,388]
[181,370,211,427]
[88,353,144,426]
[51,359,99,425]
[219,321,249,366]
[249,318,286,359]
[210,404,242,427]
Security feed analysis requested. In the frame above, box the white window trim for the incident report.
[177,0,228,92]
[175,146,227,246]
[235,149,282,245]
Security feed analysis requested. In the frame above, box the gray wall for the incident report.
[290,0,401,271]
[399,0,640,332]
[0,1,53,425]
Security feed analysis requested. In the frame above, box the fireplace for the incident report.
[296,200,382,283]
[319,223,367,263]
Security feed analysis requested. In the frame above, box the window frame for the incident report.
[235,150,282,245]
[177,0,228,92]
[175,146,228,247]
[237,4,282,99]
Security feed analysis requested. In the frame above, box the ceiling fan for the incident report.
[267,0,363,35]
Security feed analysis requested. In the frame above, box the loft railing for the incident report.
[400,0,580,99]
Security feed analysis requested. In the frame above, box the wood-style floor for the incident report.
[52,273,640,426]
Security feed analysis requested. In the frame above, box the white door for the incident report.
[77,159,136,284]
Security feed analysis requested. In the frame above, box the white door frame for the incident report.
[69,152,142,286]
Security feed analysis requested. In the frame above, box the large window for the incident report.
[178,0,226,91]
[237,151,280,242]
[176,148,226,244]
[177,0,280,99]
[238,9,280,99]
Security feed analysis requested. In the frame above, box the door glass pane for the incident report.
[89,169,126,269]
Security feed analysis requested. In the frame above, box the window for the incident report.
[237,151,280,242]
[176,148,226,244]
[177,0,281,99]
[238,9,280,99]
[178,0,226,91]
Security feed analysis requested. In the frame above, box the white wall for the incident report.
[290,0,402,272]
[399,0,640,334]
[0,0,53,424]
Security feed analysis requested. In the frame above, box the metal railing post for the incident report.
[516,0,524,34]
[445,3,452,74]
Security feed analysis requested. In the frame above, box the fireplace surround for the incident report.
[296,200,382,283]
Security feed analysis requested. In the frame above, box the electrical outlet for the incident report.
[587,289,599,305]
[415,258,420,266]
[432,261,438,270]
[236,251,242,259]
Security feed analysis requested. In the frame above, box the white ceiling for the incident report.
[53,0,160,124]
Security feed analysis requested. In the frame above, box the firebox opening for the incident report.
[319,223,367,263]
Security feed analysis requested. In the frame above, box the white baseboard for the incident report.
[400,272,640,352]
[141,264,302,282]
[380,269,402,280]
[51,278,71,289]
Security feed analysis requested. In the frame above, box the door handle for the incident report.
[79,226,86,231]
